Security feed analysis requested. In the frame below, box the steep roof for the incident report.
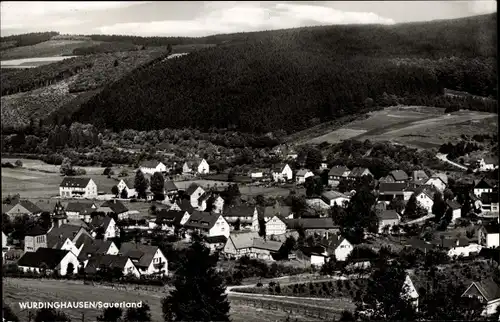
[78,240,115,260]
[66,202,95,213]
[285,217,337,230]
[184,211,220,230]
[321,190,349,200]
[271,163,287,172]
[176,199,195,213]
[464,278,500,302]
[296,169,312,177]
[47,224,85,242]
[348,167,370,178]
[379,182,407,193]
[446,200,462,210]
[2,203,14,214]
[483,156,499,165]
[185,183,203,196]
[204,235,228,244]
[140,160,162,168]
[475,178,497,189]
[99,200,128,214]
[17,248,70,269]
[378,175,395,183]
[328,166,350,177]
[224,205,256,218]
[59,177,92,188]
[415,186,436,200]
[379,210,400,221]
[88,216,113,232]
[14,200,43,214]
[164,180,178,192]
[74,233,94,248]
[119,242,160,269]
[483,223,500,234]
[412,170,429,182]
[321,234,349,252]
[84,254,131,274]
[252,238,283,252]
[156,209,185,226]
[429,173,448,185]
[228,232,259,249]
[390,170,409,181]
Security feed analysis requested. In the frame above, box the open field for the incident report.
[0,40,101,60]
[0,56,79,68]
[306,106,498,149]
[4,278,315,322]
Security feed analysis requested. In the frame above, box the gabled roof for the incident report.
[2,203,14,214]
[348,167,370,178]
[228,232,259,249]
[184,159,203,168]
[156,209,185,226]
[271,163,288,172]
[296,169,312,177]
[198,192,211,203]
[66,202,96,213]
[11,200,43,214]
[415,186,436,200]
[482,156,499,165]
[379,175,395,183]
[185,183,203,196]
[164,180,178,192]
[379,182,407,193]
[47,224,85,242]
[140,160,162,168]
[285,218,337,230]
[258,204,292,219]
[88,216,113,232]
[100,200,128,214]
[252,238,283,252]
[204,235,228,244]
[78,240,115,260]
[224,205,256,218]
[429,173,448,185]
[184,211,220,230]
[176,199,195,213]
[482,223,500,234]
[390,170,409,181]
[74,233,94,248]
[463,278,500,302]
[59,177,92,188]
[378,210,400,221]
[433,237,471,249]
[328,166,350,177]
[17,248,70,269]
[475,178,497,189]
[322,234,350,251]
[84,254,131,274]
[412,170,429,182]
[119,242,161,268]
[321,190,349,201]
[446,200,462,210]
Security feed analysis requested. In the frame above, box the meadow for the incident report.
[0,40,101,60]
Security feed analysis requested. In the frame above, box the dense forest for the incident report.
[72,42,142,55]
[0,31,59,49]
[73,13,497,134]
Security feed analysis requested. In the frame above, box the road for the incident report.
[436,153,468,171]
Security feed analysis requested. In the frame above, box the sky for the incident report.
[0,1,497,37]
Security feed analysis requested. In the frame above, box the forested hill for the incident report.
[73,13,497,134]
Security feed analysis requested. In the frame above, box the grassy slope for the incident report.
[0,40,102,60]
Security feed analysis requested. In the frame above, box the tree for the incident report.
[342,190,378,243]
[95,227,105,240]
[305,147,323,170]
[34,308,71,322]
[59,157,73,176]
[258,218,266,238]
[151,172,165,200]
[338,310,355,321]
[14,160,22,168]
[134,170,149,199]
[223,184,241,206]
[103,167,112,176]
[97,307,123,322]
[124,303,151,322]
[443,189,454,201]
[120,188,128,199]
[388,197,405,214]
[111,185,119,197]
[162,241,230,321]
[39,212,52,230]
[66,262,74,276]
[432,192,447,221]
[291,196,308,218]
[3,304,20,322]
[234,218,241,231]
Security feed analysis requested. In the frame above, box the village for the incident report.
[2,150,500,319]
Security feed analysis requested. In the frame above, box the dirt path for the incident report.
[436,153,468,171]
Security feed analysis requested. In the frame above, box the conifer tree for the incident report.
[134,170,149,199]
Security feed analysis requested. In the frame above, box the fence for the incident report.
[83,280,170,293]
[230,298,340,320]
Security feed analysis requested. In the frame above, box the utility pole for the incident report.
[81,312,85,322]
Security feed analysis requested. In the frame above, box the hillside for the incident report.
[72,13,497,134]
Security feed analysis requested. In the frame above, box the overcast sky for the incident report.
[1,1,497,37]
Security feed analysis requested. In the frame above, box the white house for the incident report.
[89,216,118,240]
[185,183,206,208]
[119,243,168,276]
[478,224,500,248]
[59,178,98,199]
[331,236,353,261]
[223,232,283,260]
[401,274,420,310]
[415,189,435,213]
[249,169,265,180]
[424,174,448,192]
[224,206,257,225]
[462,278,500,317]
[117,178,136,198]
[321,191,350,207]
[444,239,482,259]
[78,239,119,264]
[17,248,80,276]
[139,160,167,175]
[446,200,462,222]
[378,210,401,233]
[476,156,499,172]
[296,169,314,184]
[347,167,373,180]
[328,166,351,186]
[474,179,497,197]
[84,254,141,278]
[24,226,49,253]
[265,215,288,236]
[184,211,230,238]
[271,163,293,182]
[182,159,209,174]
[4,200,42,217]
[65,202,97,219]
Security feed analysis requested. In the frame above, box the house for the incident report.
[77,239,119,264]
[296,246,329,267]
[389,170,409,183]
[347,167,372,180]
[96,200,130,220]
[212,195,225,214]
[481,191,499,214]
[446,200,462,222]
[65,202,97,219]
[182,158,210,174]
[401,274,420,309]
[171,199,195,213]
[185,183,206,208]
[88,216,118,240]
[24,225,50,252]
[17,248,80,276]
[249,169,266,180]
[164,180,179,199]
[84,254,141,278]
[435,238,482,259]
[321,191,350,207]
[139,160,167,175]
[477,156,499,172]
[46,224,93,255]
[184,211,230,238]
[59,178,98,199]
[271,163,293,182]
[119,242,168,276]
[285,218,339,238]
[414,188,435,213]
[2,231,9,262]
[296,169,314,184]
[478,223,500,248]
[462,278,500,316]
[474,178,497,197]
[378,175,395,183]
[156,209,191,229]
[411,170,429,184]
[223,232,283,260]
[378,183,411,202]
[203,235,228,253]
[378,210,401,233]
[324,234,353,261]
[117,178,136,198]
[224,205,258,225]
[197,192,211,211]
[4,200,42,217]
[265,215,288,236]
[254,202,293,226]
[424,173,448,192]
[328,166,351,186]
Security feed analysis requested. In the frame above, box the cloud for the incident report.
[97,2,395,37]
[468,0,497,14]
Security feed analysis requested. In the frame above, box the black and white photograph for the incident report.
[1,1,499,321]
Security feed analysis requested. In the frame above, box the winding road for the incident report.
[436,153,468,171]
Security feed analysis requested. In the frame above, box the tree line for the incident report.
[0,31,59,48]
